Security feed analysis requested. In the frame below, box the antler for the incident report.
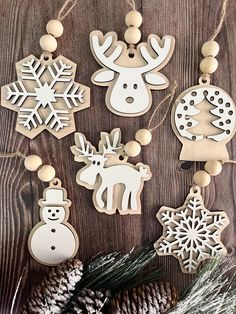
[90,31,123,72]
[102,129,122,155]
[75,133,94,157]
[139,35,175,73]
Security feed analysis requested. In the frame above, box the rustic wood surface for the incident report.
[0,0,236,312]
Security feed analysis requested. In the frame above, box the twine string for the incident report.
[148,81,178,133]
[221,160,236,165]
[126,0,136,11]
[0,151,26,159]
[57,0,77,21]
[209,0,229,41]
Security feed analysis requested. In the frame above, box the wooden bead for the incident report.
[201,41,219,57]
[124,141,141,157]
[24,155,42,171]
[125,10,143,28]
[39,34,57,52]
[135,129,152,145]
[46,19,64,38]
[204,160,222,176]
[193,170,211,187]
[37,165,56,182]
[199,56,218,74]
[124,27,141,44]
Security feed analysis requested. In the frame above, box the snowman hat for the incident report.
[42,188,68,205]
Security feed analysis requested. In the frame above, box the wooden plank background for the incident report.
[0,0,236,312]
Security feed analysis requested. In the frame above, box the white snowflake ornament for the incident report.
[154,186,229,274]
[1,54,90,139]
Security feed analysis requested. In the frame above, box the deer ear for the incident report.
[93,69,115,83]
[145,73,168,88]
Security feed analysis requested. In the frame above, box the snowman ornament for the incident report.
[28,179,79,266]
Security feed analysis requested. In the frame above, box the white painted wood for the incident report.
[28,179,79,266]
[71,128,152,215]
[155,186,229,274]
[1,54,90,139]
[90,31,175,117]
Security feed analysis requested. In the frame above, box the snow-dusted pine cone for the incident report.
[110,281,179,314]
[23,259,83,314]
[71,288,109,314]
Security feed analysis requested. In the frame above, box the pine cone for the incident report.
[23,259,83,314]
[110,281,179,314]
[71,288,109,314]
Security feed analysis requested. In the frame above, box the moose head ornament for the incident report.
[90,31,175,117]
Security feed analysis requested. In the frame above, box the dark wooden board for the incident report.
[0,0,235,312]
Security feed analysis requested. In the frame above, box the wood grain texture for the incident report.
[0,0,235,312]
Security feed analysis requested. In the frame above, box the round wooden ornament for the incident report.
[28,178,79,266]
[1,1,90,139]
[89,2,175,117]
[171,82,236,161]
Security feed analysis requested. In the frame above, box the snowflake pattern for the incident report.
[154,186,229,274]
[1,54,90,139]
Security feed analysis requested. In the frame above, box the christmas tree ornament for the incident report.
[71,128,152,215]
[1,0,90,139]
[28,178,79,266]
[89,0,175,117]
[155,185,229,274]
[171,0,235,161]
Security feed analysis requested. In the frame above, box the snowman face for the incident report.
[41,206,66,224]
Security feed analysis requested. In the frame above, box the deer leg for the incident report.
[122,188,131,211]
[95,183,106,209]
[106,185,113,210]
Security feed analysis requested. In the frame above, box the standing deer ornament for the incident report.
[71,128,152,215]
[90,30,175,117]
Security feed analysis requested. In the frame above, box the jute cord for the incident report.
[57,0,77,21]
[126,0,136,11]
[209,0,229,41]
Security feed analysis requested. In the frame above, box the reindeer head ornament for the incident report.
[71,128,152,215]
[90,31,175,117]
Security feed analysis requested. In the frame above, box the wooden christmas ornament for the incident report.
[171,84,236,161]
[1,1,90,139]
[28,178,79,266]
[90,14,175,117]
[71,128,152,215]
[154,186,229,274]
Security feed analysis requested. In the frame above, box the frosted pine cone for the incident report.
[71,288,109,313]
[23,259,83,314]
[110,282,179,314]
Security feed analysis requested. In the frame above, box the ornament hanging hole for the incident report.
[128,52,135,58]
[40,53,53,63]
[51,178,61,187]
[199,75,210,85]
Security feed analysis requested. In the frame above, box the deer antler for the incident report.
[101,129,122,155]
[74,133,94,157]
[139,35,175,73]
[90,31,124,72]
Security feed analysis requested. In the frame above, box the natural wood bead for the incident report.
[135,129,152,145]
[46,19,64,38]
[24,155,42,171]
[204,160,222,176]
[37,165,56,182]
[201,41,219,57]
[39,34,57,52]
[124,141,141,157]
[193,170,211,187]
[199,56,218,74]
[125,10,143,28]
[124,27,141,44]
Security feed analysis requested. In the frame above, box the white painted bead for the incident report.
[39,34,57,52]
[46,19,64,38]
[135,129,152,145]
[199,56,218,74]
[201,41,219,57]
[124,27,141,44]
[193,170,211,187]
[24,155,42,171]
[37,165,56,182]
[124,141,141,157]
[204,160,222,176]
[125,10,143,28]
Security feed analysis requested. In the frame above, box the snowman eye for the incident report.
[56,210,59,213]
[48,209,51,213]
